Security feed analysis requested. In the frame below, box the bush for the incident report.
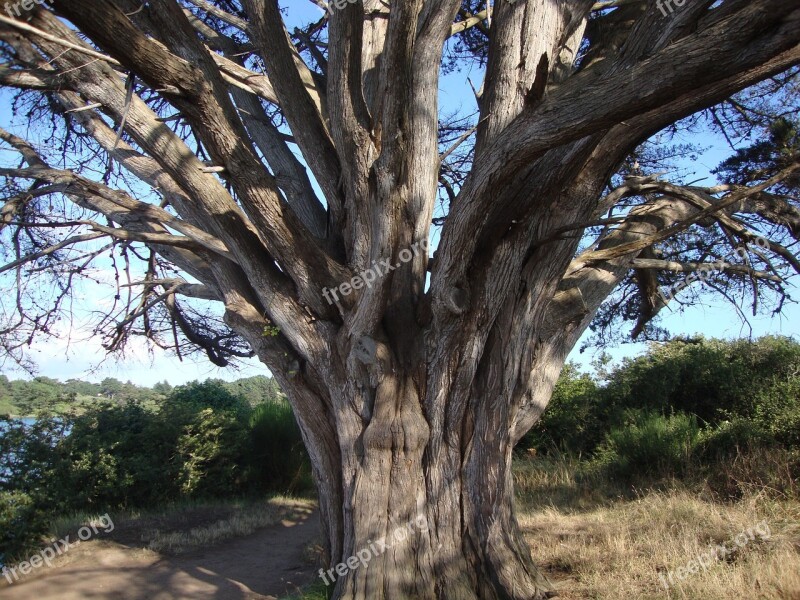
[696,418,771,461]
[0,491,48,563]
[752,376,800,446]
[0,416,70,499]
[586,411,703,483]
[246,401,311,494]
[52,403,185,509]
[599,336,800,426]
[522,337,800,463]
[520,363,602,455]
[176,408,248,497]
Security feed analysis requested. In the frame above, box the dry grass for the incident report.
[140,496,316,555]
[515,458,800,599]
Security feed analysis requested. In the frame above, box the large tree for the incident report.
[1,1,799,598]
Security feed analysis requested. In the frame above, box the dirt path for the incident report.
[0,509,321,600]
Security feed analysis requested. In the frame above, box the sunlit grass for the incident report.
[144,496,315,554]
[47,495,316,557]
[516,454,800,599]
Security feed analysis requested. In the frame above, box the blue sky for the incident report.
[0,3,797,385]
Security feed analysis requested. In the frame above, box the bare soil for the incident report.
[0,507,321,600]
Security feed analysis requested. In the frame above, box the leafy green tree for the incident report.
[226,375,284,406]
[99,378,124,400]
[168,380,250,415]
[9,379,59,415]
[152,381,172,395]
[63,378,101,397]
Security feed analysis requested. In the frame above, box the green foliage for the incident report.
[53,404,183,509]
[0,397,15,416]
[0,375,310,560]
[247,401,311,494]
[224,375,285,407]
[152,380,173,395]
[0,417,71,561]
[99,377,124,399]
[714,117,800,192]
[520,363,601,454]
[521,336,800,488]
[586,411,703,483]
[168,379,250,415]
[696,418,771,461]
[9,377,61,415]
[0,373,286,416]
[63,378,101,397]
[262,324,281,337]
[751,375,800,446]
[176,408,248,497]
[0,491,49,564]
[599,336,800,424]
[279,580,331,600]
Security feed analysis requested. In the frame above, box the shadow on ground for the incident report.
[0,508,320,600]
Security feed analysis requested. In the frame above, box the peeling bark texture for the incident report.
[1,1,800,598]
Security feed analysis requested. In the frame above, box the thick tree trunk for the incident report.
[305,342,563,600]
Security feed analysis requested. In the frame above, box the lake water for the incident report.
[1,417,35,428]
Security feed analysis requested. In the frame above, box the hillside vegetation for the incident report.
[2,337,799,598]
[0,374,285,417]
[507,335,800,599]
[520,336,799,489]
[0,376,311,564]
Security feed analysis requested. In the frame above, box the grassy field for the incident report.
[514,456,800,599]
[282,453,800,600]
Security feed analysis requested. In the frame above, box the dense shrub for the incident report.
[521,337,799,487]
[0,383,312,560]
[696,418,772,461]
[0,491,48,563]
[53,404,185,509]
[519,363,602,454]
[523,336,799,455]
[247,401,312,494]
[176,408,249,497]
[600,336,800,425]
[752,376,800,446]
[586,411,703,483]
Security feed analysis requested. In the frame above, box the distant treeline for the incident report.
[0,374,285,416]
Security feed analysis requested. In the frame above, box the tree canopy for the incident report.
[0,2,797,374]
